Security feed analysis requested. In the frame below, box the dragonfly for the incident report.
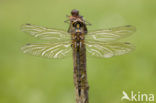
[21,9,136,103]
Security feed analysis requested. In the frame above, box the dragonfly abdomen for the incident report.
[72,36,89,99]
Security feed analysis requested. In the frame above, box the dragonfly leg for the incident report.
[85,20,92,26]
[64,19,70,24]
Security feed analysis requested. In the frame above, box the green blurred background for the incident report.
[0,0,156,103]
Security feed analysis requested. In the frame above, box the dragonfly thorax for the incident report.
[72,20,86,34]
[72,32,84,41]
[67,14,88,34]
[71,21,85,48]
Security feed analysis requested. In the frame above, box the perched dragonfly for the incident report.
[21,9,136,103]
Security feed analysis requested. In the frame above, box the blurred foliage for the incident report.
[0,0,156,103]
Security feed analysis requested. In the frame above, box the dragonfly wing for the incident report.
[86,41,135,58]
[86,25,136,42]
[21,42,72,58]
[21,24,70,41]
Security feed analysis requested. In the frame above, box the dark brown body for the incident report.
[68,10,89,103]
[72,32,89,103]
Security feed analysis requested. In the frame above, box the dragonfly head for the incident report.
[71,9,79,17]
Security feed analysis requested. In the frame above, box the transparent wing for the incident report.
[21,24,70,41]
[21,42,72,58]
[86,25,136,42]
[86,41,135,58]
